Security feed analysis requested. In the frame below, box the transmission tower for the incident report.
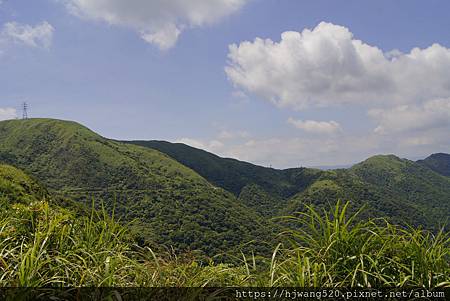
[22,102,28,119]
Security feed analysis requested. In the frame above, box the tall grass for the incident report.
[0,198,448,287]
[0,198,246,287]
[259,201,450,287]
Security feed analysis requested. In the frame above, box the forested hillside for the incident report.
[1,118,449,259]
[130,140,450,230]
[285,155,450,229]
[0,119,273,258]
[126,140,322,198]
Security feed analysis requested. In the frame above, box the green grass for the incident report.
[271,201,450,287]
[1,196,448,288]
[0,164,48,205]
[0,198,250,287]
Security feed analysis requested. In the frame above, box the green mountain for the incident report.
[128,140,450,230]
[0,119,272,258]
[126,140,327,219]
[286,155,450,229]
[418,153,450,177]
[126,140,322,200]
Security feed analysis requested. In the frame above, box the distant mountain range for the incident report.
[1,118,449,257]
[127,140,450,229]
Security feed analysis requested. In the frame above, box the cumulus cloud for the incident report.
[1,21,54,49]
[369,98,450,134]
[225,22,450,110]
[223,22,450,165]
[0,107,17,121]
[63,0,249,49]
[287,117,341,134]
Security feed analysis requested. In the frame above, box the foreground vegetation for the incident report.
[1,194,448,287]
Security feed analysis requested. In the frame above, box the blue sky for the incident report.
[1,0,450,168]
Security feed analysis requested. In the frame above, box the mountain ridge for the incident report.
[127,140,450,230]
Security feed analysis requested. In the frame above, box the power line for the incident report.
[22,102,28,119]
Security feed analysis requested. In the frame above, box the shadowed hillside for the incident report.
[128,140,450,230]
[126,140,322,216]
[418,153,450,177]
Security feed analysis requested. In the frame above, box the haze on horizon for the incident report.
[1,0,450,168]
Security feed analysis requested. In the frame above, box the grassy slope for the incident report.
[418,153,450,177]
[0,164,48,204]
[0,119,272,258]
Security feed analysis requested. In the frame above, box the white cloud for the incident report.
[287,117,341,134]
[175,128,250,158]
[225,22,450,110]
[1,21,54,49]
[63,0,249,49]
[218,129,249,140]
[0,107,17,121]
[174,129,450,168]
[223,22,450,166]
[140,23,181,50]
[369,98,450,134]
